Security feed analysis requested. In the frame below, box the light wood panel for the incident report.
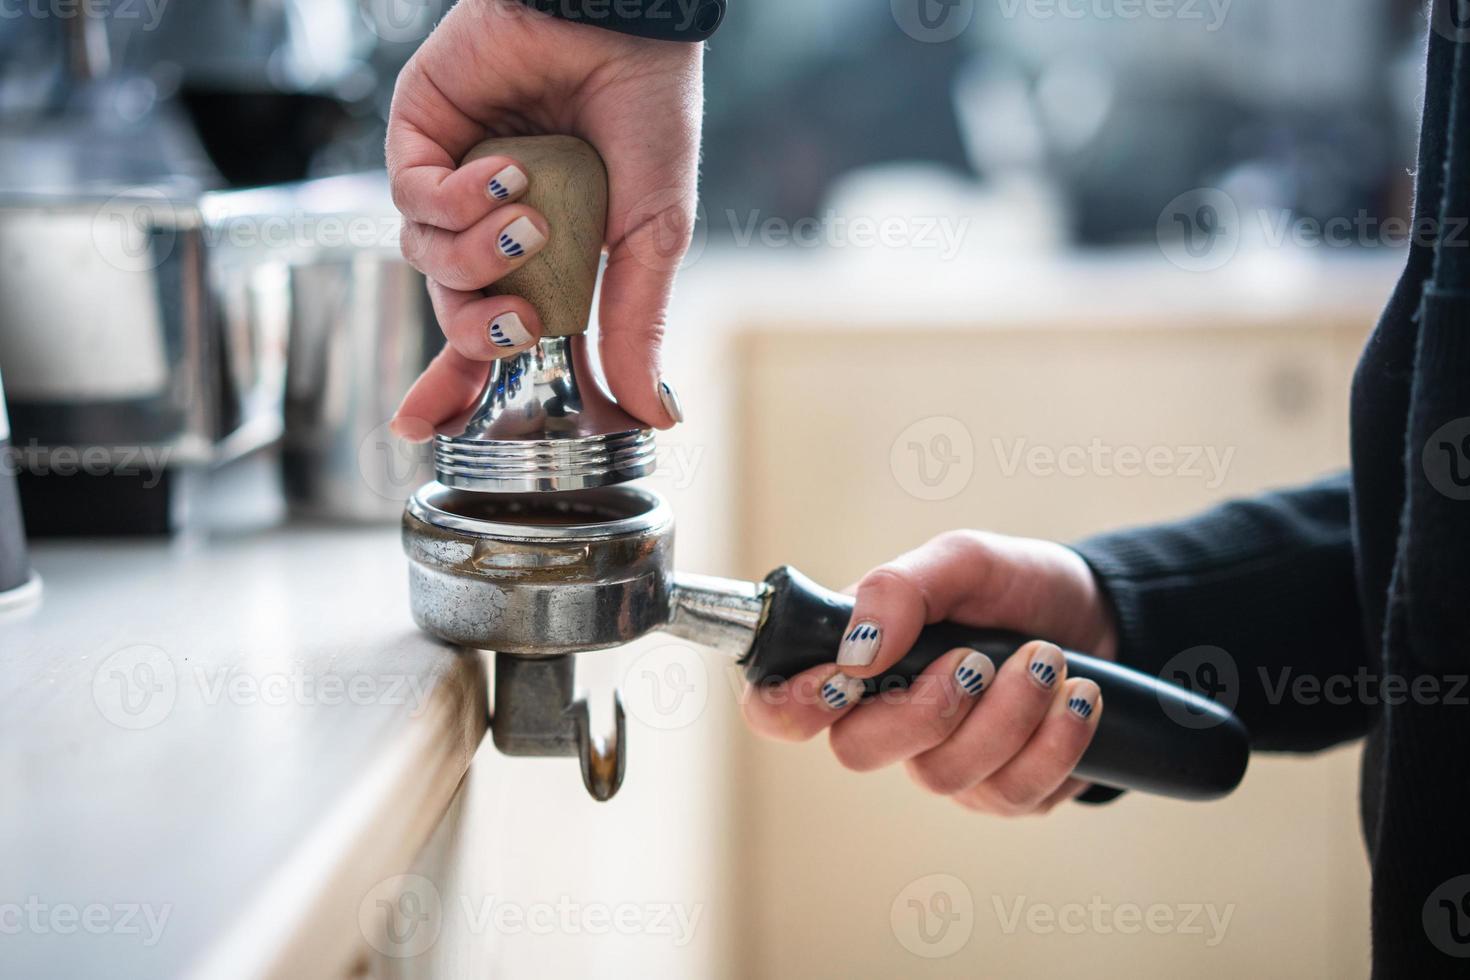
[732,314,1375,980]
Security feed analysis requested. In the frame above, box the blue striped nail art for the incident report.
[489,322,516,347]
[1067,695,1095,719]
[498,232,525,258]
[1029,659,1058,687]
[821,680,850,710]
[837,621,882,667]
[956,665,986,696]
[488,178,510,201]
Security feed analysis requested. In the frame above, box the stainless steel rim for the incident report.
[406,481,672,540]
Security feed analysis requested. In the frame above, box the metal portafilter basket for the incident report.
[404,137,1250,803]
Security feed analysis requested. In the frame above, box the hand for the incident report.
[385,1,702,439]
[743,530,1120,816]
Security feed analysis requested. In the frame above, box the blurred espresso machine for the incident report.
[0,0,439,536]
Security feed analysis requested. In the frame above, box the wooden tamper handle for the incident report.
[462,135,609,338]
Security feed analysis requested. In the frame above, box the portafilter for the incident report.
[404,137,1250,803]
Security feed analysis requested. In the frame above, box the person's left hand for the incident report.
[742,530,1118,815]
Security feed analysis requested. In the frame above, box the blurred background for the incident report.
[0,0,1425,976]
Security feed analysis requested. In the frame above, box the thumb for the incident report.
[596,182,696,429]
[837,532,1116,681]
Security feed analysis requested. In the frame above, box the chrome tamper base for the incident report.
[433,335,655,493]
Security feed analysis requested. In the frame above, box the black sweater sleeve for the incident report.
[1071,472,1373,755]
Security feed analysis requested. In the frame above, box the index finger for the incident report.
[386,61,524,231]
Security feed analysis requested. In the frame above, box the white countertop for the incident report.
[0,526,486,980]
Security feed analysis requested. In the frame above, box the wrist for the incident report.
[1061,544,1120,663]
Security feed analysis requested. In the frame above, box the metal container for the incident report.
[0,366,40,612]
[209,174,441,521]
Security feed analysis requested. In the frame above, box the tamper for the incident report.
[404,137,1252,803]
[432,136,655,493]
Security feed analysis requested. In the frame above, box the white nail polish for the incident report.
[488,312,531,350]
[657,377,685,424]
[837,621,881,667]
[954,650,995,697]
[486,165,528,203]
[497,216,546,261]
[1066,684,1099,721]
[1027,643,1064,690]
[820,673,864,711]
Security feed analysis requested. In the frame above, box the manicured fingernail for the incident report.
[837,621,881,667]
[488,312,532,350]
[486,165,528,202]
[1027,643,1064,690]
[389,416,435,444]
[820,673,864,711]
[657,377,685,424]
[497,216,546,261]
[954,650,995,697]
[1066,681,1100,721]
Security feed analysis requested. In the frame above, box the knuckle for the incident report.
[990,776,1043,815]
[859,565,920,602]
[398,221,425,265]
[913,704,957,747]
[388,171,419,219]
[906,756,969,797]
[827,729,871,772]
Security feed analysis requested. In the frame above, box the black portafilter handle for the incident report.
[741,567,1250,801]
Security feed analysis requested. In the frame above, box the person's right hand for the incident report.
[385,0,703,440]
[743,530,1121,816]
